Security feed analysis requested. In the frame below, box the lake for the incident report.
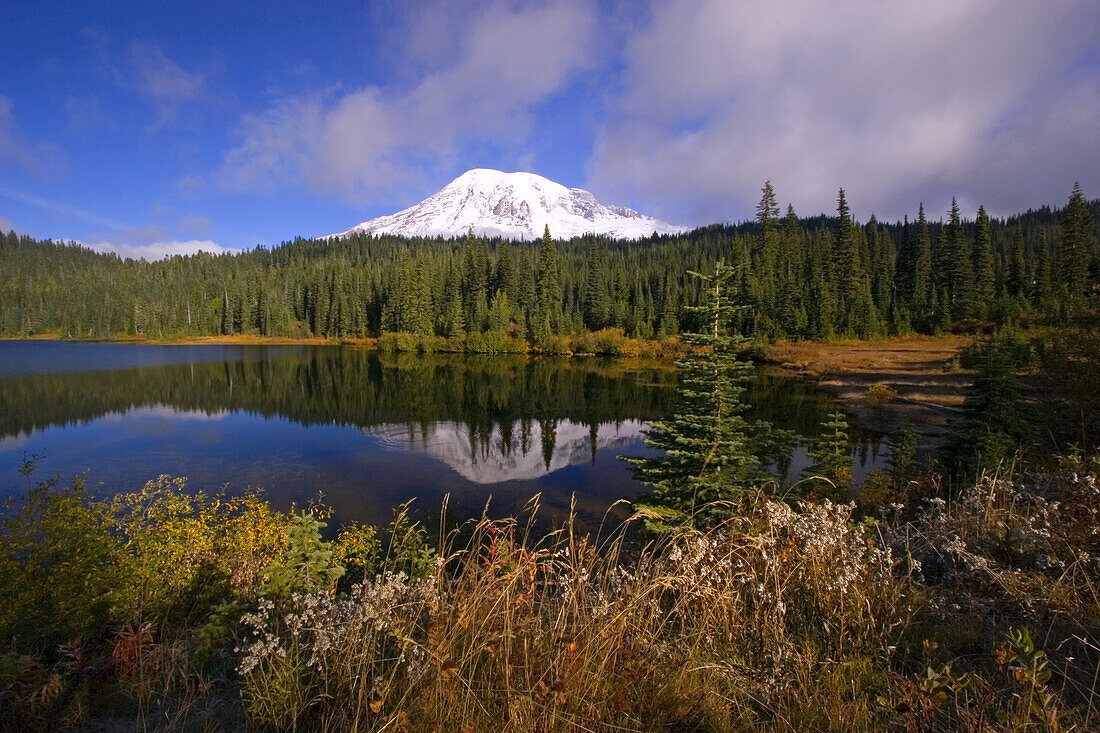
[0,341,888,529]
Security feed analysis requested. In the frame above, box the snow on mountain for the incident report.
[366,419,647,484]
[329,169,690,241]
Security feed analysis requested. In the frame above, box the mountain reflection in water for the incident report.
[0,342,887,528]
[368,420,648,484]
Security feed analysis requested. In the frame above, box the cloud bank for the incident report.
[85,239,236,261]
[586,0,1100,222]
[218,0,597,204]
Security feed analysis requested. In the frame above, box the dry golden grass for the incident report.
[766,334,971,377]
[5,461,1100,731]
[766,335,974,441]
[236,496,912,731]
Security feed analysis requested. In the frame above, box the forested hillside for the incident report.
[2,184,1096,342]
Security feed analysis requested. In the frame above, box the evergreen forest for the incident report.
[2,183,1096,344]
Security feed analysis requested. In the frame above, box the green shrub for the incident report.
[807,410,855,499]
[532,332,571,354]
[261,510,344,601]
[568,328,632,355]
[377,331,419,353]
[567,331,599,354]
[959,325,1036,370]
[333,522,381,591]
[0,474,121,650]
[593,327,626,355]
[738,341,770,362]
[464,330,525,354]
[0,474,291,653]
[865,382,898,407]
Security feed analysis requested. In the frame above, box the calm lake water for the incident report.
[0,342,887,528]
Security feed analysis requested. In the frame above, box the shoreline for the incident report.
[5,333,976,436]
[0,333,363,346]
[0,331,686,358]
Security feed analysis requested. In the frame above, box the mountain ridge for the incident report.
[329,168,690,241]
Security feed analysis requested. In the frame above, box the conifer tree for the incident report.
[494,246,518,302]
[832,189,877,336]
[943,338,1033,478]
[442,264,465,337]
[807,410,854,500]
[583,239,609,329]
[657,279,679,338]
[535,225,561,332]
[805,233,835,340]
[403,265,432,336]
[913,203,933,315]
[626,260,785,524]
[869,218,895,320]
[1034,233,1053,305]
[488,290,512,332]
[944,198,974,318]
[777,205,805,336]
[1006,226,1027,300]
[972,205,995,317]
[895,215,915,304]
[753,181,780,317]
[1058,182,1094,305]
[833,189,860,333]
[462,230,488,332]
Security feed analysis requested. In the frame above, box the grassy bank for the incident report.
[2,455,1099,731]
[2,328,690,358]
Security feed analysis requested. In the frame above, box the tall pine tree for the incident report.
[972,205,995,318]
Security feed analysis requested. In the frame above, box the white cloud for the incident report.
[86,239,238,261]
[130,42,207,126]
[0,215,16,234]
[218,0,597,203]
[586,0,1100,223]
[82,29,208,128]
[131,42,205,103]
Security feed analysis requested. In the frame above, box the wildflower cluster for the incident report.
[238,573,439,728]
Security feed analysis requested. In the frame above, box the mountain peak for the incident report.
[330,169,690,241]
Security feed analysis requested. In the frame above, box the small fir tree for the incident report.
[625,260,790,525]
[807,410,854,500]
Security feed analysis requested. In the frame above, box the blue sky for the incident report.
[2,0,1098,259]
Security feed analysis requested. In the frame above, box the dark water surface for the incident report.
[0,342,887,528]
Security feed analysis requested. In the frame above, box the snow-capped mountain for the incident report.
[366,419,647,484]
[330,168,690,241]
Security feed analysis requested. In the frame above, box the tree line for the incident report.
[2,184,1096,342]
